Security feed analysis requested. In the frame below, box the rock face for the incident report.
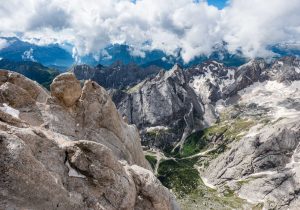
[113,65,208,150]
[111,61,238,150]
[202,61,300,209]
[110,57,300,152]
[266,56,300,82]
[223,59,268,98]
[204,116,300,209]
[0,71,179,210]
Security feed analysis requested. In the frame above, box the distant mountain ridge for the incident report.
[2,37,299,71]
[71,61,161,90]
[0,59,59,89]
[0,37,74,69]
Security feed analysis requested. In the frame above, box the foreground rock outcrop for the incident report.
[0,70,179,210]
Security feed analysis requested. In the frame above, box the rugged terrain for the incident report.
[110,60,237,151]
[2,55,299,210]
[203,62,300,209]
[109,56,300,209]
[0,71,178,210]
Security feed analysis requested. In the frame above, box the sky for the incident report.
[207,0,227,9]
[0,0,300,62]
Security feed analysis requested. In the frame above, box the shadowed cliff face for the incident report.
[112,65,209,151]
[0,71,179,210]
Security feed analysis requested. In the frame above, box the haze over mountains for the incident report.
[1,37,300,72]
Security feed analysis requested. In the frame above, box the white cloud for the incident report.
[0,0,300,62]
[221,0,300,58]
[0,38,8,50]
[22,48,36,62]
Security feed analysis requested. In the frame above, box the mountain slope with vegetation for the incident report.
[0,59,59,89]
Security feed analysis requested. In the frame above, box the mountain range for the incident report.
[0,45,300,209]
[1,37,300,71]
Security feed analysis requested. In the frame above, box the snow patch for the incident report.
[248,170,277,178]
[146,126,169,132]
[238,193,264,205]
[219,68,235,89]
[238,80,300,120]
[212,61,221,65]
[0,103,20,118]
[66,160,86,178]
[189,75,212,103]
[215,99,226,113]
[22,48,36,62]
[277,61,284,66]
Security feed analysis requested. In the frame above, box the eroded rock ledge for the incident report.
[0,70,179,210]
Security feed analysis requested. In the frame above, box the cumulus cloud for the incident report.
[22,48,36,62]
[0,38,8,50]
[0,0,300,62]
[221,0,300,58]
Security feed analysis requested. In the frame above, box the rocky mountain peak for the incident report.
[268,56,300,82]
[162,63,186,85]
[235,58,267,80]
[70,64,97,80]
[72,62,160,90]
